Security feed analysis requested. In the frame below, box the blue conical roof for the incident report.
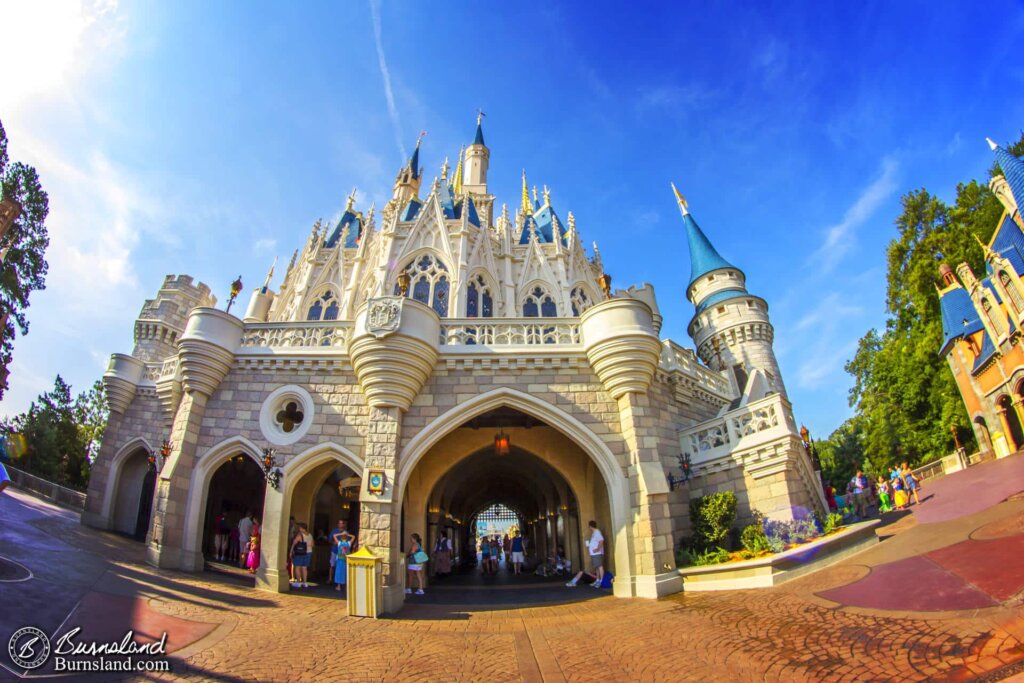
[683,212,734,286]
[408,141,421,179]
[473,120,485,146]
[993,142,1024,209]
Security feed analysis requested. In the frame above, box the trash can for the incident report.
[346,546,383,618]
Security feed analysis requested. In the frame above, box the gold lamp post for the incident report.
[397,271,411,296]
[598,272,612,299]
[226,275,243,313]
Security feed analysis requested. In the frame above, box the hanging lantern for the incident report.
[226,275,244,313]
[494,429,510,457]
[397,271,411,296]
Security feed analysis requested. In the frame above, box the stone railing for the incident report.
[158,356,179,380]
[439,318,582,347]
[680,393,798,465]
[659,340,733,398]
[239,321,354,349]
[3,463,87,510]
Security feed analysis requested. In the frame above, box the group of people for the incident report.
[478,530,528,575]
[211,506,262,574]
[287,518,356,591]
[824,462,922,520]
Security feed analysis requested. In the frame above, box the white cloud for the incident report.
[369,0,406,161]
[253,238,278,254]
[789,292,864,390]
[811,157,899,273]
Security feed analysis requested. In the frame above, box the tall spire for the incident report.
[261,257,277,293]
[346,187,357,211]
[521,170,532,216]
[989,137,1024,210]
[408,133,425,179]
[474,109,486,146]
[452,145,465,195]
[671,183,735,287]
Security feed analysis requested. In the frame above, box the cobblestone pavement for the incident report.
[2,468,1024,682]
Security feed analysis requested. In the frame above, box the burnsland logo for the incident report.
[8,627,50,670]
[8,626,171,674]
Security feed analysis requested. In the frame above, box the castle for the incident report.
[938,140,1024,459]
[83,116,824,611]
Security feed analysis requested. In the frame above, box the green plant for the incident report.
[675,546,694,568]
[692,547,731,566]
[740,523,771,554]
[823,512,844,535]
[689,491,738,550]
[789,518,819,544]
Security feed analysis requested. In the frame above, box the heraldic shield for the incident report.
[367,296,403,338]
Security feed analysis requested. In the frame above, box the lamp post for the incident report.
[598,272,612,299]
[800,425,823,482]
[149,439,171,474]
[226,276,243,314]
[666,452,692,491]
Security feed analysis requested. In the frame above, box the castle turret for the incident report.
[674,184,787,398]
[391,136,423,205]
[464,113,489,195]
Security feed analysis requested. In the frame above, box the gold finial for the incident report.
[441,156,450,179]
[477,109,485,125]
[521,170,532,216]
[975,233,993,257]
[346,188,357,211]
[567,211,576,233]
[532,186,538,204]
[262,257,277,291]
[671,182,689,215]
[987,137,999,151]
[453,145,465,194]
[543,185,551,205]
[416,130,426,147]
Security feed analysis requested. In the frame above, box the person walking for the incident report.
[432,531,453,577]
[290,522,314,589]
[567,521,605,588]
[510,530,526,575]
[849,469,870,520]
[213,505,231,561]
[333,527,354,593]
[406,533,427,595]
[901,462,922,506]
[876,475,892,513]
[479,536,490,574]
[238,512,254,568]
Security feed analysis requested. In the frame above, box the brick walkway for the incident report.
[2,459,1024,682]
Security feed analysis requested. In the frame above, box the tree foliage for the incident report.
[2,376,107,490]
[836,135,1024,475]
[0,117,51,398]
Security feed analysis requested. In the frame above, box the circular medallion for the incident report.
[8,626,50,670]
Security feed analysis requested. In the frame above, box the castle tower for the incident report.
[391,136,423,205]
[675,184,787,398]
[463,113,493,224]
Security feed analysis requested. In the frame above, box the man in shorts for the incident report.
[566,520,605,588]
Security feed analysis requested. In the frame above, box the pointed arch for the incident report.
[99,436,155,527]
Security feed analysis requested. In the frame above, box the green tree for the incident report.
[0,117,51,398]
[816,417,864,486]
[2,375,101,489]
[841,135,1024,471]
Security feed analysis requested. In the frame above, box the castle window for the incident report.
[982,297,1006,337]
[306,291,339,321]
[717,306,726,314]
[395,254,451,317]
[999,271,1024,314]
[570,286,593,316]
[466,274,494,318]
[523,286,557,318]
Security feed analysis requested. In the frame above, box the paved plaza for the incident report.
[2,455,1024,682]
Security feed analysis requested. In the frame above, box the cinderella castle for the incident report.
[938,140,1024,460]
[83,116,824,610]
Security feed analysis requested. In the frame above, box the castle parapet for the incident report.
[103,353,146,414]
[178,308,243,397]
[580,296,662,399]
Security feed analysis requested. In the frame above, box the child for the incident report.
[246,524,261,574]
[902,463,922,506]
[892,475,908,510]
[876,476,892,513]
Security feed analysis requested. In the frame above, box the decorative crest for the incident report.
[367,296,403,338]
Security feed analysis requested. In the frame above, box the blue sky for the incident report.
[2,1,1023,437]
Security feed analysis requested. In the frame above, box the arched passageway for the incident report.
[285,460,361,587]
[997,395,1024,452]
[403,405,612,596]
[109,447,156,540]
[202,454,266,565]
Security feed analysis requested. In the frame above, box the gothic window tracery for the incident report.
[998,271,1024,314]
[522,286,557,318]
[570,286,593,316]
[982,297,1006,337]
[306,290,340,321]
[466,274,494,318]
[396,253,451,317]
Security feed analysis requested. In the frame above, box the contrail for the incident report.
[369,0,406,162]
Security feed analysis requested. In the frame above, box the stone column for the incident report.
[348,297,439,613]
[581,292,680,598]
[998,407,1018,452]
[148,308,243,570]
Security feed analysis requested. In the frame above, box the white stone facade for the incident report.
[83,126,824,612]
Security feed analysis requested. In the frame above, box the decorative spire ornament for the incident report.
[261,257,277,293]
[346,188,357,211]
[521,170,532,216]
[452,145,465,194]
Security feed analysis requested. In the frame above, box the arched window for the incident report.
[523,286,557,317]
[395,254,451,317]
[999,271,1024,314]
[570,286,593,316]
[466,274,494,318]
[982,297,1006,337]
[307,291,340,321]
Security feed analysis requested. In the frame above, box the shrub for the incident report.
[692,547,731,566]
[740,523,771,554]
[789,518,819,544]
[823,512,844,535]
[675,546,694,567]
[689,491,738,550]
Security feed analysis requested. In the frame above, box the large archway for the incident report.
[108,445,157,540]
[401,395,623,596]
[201,453,266,566]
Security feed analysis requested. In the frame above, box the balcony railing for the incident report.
[439,318,581,347]
[680,392,798,466]
[239,321,354,349]
[659,340,733,396]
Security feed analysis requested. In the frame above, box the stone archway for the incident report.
[398,387,631,597]
[179,435,266,571]
[104,439,157,540]
[256,442,365,592]
[99,437,155,533]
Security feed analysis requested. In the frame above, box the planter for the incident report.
[678,519,880,591]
